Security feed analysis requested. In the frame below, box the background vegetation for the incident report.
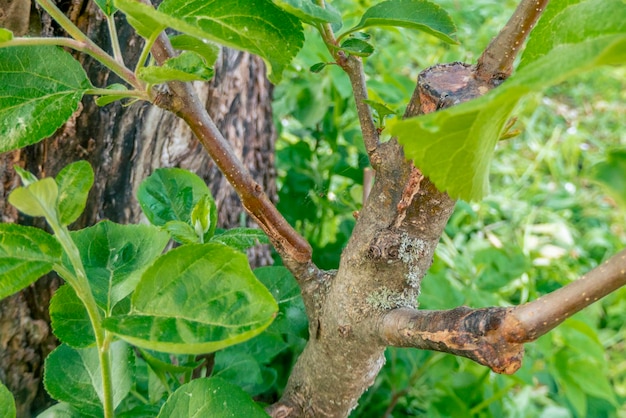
[272,0,626,416]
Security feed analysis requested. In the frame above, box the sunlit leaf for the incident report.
[137,167,210,227]
[0,46,91,153]
[67,221,170,312]
[157,377,268,417]
[56,161,94,226]
[0,223,61,300]
[342,0,457,44]
[272,0,342,24]
[389,0,626,201]
[104,243,278,354]
[170,34,220,65]
[50,284,95,348]
[0,28,13,42]
[0,381,16,418]
[114,0,304,83]
[210,228,269,252]
[138,51,214,84]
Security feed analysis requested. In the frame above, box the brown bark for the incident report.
[0,1,277,415]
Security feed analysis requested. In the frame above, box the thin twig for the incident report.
[148,32,312,265]
[475,0,551,82]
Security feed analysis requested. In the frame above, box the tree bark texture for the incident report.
[0,2,277,416]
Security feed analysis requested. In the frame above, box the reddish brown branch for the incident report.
[475,0,550,83]
[147,31,312,265]
[381,249,626,373]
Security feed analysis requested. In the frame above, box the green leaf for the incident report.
[254,266,307,337]
[363,99,397,119]
[44,342,133,416]
[93,0,116,16]
[68,221,170,312]
[340,38,374,57]
[0,46,91,153]
[0,28,13,42]
[13,166,38,186]
[137,167,210,227]
[94,84,131,107]
[590,148,626,208]
[114,0,304,84]
[343,0,457,44]
[310,62,327,73]
[50,284,95,348]
[156,377,269,418]
[191,194,217,241]
[56,161,94,226]
[389,0,626,201]
[0,381,16,418]
[8,177,59,219]
[210,228,270,253]
[272,0,342,24]
[37,403,82,418]
[138,51,214,84]
[0,223,62,300]
[114,0,166,39]
[103,243,278,354]
[169,34,220,65]
[163,220,200,244]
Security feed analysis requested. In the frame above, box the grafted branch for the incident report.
[381,249,626,373]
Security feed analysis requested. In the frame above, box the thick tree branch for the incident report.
[475,0,550,83]
[146,31,313,266]
[381,249,626,373]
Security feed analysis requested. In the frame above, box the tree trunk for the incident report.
[0,2,276,416]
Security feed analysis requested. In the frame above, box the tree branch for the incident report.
[381,249,626,373]
[475,0,551,83]
[147,31,312,266]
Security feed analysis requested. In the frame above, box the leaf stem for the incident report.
[51,223,115,418]
[34,0,143,90]
[106,13,124,65]
[134,30,161,75]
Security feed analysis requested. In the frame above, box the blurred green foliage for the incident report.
[269,0,625,416]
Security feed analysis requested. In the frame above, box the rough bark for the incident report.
[0,1,277,415]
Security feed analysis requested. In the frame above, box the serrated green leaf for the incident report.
[137,167,210,226]
[0,380,16,418]
[114,0,304,84]
[8,177,58,219]
[0,28,13,42]
[342,0,457,44]
[163,220,200,244]
[210,228,269,252]
[590,149,626,208]
[170,34,220,65]
[0,224,62,300]
[56,161,94,226]
[44,342,132,416]
[340,38,374,57]
[157,377,269,418]
[67,221,170,312]
[103,243,278,354]
[0,46,91,153]
[390,0,626,201]
[50,284,95,348]
[272,0,341,24]
[138,51,214,84]
[191,194,217,240]
[93,0,117,16]
[114,0,166,39]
